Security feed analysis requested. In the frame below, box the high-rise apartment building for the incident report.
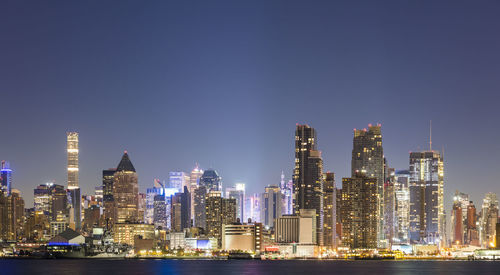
[189,165,203,219]
[171,186,191,232]
[293,125,324,245]
[205,191,236,248]
[409,151,444,245]
[323,172,336,248]
[260,185,282,229]
[112,152,139,224]
[169,172,190,191]
[193,185,207,229]
[351,124,384,245]
[340,175,378,249]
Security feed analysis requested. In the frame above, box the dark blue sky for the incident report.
[1,1,499,209]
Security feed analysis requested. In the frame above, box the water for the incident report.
[1,259,500,275]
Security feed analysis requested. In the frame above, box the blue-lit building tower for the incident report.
[0,161,12,196]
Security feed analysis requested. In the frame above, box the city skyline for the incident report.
[1,1,500,212]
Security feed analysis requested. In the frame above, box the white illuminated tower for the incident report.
[67,132,81,230]
[67,132,79,188]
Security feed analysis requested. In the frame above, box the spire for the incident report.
[116,151,136,172]
[429,120,432,151]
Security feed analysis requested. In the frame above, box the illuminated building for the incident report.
[205,191,236,248]
[409,151,444,245]
[113,223,155,246]
[465,201,479,246]
[193,185,207,228]
[199,169,222,192]
[275,209,316,244]
[340,175,378,249]
[226,183,245,221]
[24,211,50,242]
[323,172,336,248]
[113,151,139,224]
[280,172,293,215]
[222,222,262,253]
[0,161,12,196]
[34,183,52,214]
[82,205,101,233]
[171,186,191,232]
[50,221,68,238]
[145,179,163,224]
[384,165,396,244]
[394,170,410,243]
[292,124,324,246]
[169,171,189,192]
[102,168,116,202]
[153,192,167,229]
[351,124,384,246]
[66,132,81,230]
[244,193,261,223]
[260,185,281,228]
[480,193,498,248]
[452,202,463,245]
[450,190,469,245]
[189,165,203,218]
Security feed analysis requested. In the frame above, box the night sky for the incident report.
[1,1,499,210]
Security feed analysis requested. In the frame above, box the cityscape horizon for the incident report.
[1,0,500,266]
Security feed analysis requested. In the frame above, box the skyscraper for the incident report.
[189,165,203,219]
[193,185,207,228]
[340,175,378,249]
[66,132,81,230]
[226,183,245,221]
[260,185,282,229]
[280,172,293,215]
[323,172,337,248]
[409,151,444,245]
[171,186,191,232]
[394,170,410,243]
[293,124,324,245]
[205,191,236,248]
[0,161,12,196]
[169,172,190,191]
[480,193,498,248]
[465,201,479,246]
[199,169,222,192]
[351,124,384,245]
[113,151,139,224]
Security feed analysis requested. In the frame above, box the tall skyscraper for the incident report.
[189,165,203,218]
[205,191,236,248]
[394,170,410,243]
[409,151,444,245]
[199,169,222,192]
[113,151,139,224]
[450,191,469,245]
[351,124,384,245]
[226,183,245,221]
[383,165,396,244]
[260,185,282,228]
[323,172,337,248]
[67,132,79,188]
[480,193,498,248]
[171,186,191,232]
[293,124,324,245]
[279,172,293,215]
[66,132,81,230]
[193,185,207,228]
[169,172,190,191]
[0,161,12,196]
[340,175,378,249]
[465,201,479,246]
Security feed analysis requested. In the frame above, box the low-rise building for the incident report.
[114,223,155,246]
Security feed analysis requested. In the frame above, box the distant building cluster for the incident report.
[0,125,499,259]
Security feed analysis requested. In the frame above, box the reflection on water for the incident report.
[2,259,500,275]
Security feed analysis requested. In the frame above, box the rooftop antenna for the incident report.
[429,120,432,151]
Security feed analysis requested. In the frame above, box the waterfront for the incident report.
[2,259,500,275]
